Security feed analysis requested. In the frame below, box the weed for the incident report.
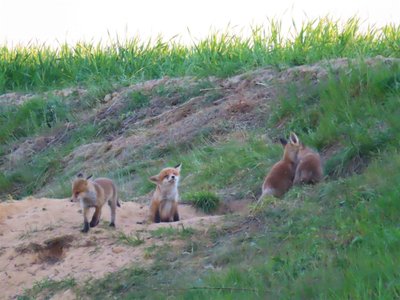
[150,225,195,240]
[144,244,157,259]
[18,278,76,299]
[118,231,145,247]
[128,90,150,110]
[184,191,221,213]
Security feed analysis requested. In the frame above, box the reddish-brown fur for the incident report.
[293,144,323,185]
[71,174,120,233]
[149,164,181,223]
[261,133,300,198]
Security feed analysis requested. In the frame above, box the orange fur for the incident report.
[293,144,323,185]
[71,174,120,233]
[261,133,301,198]
[149,164,181,223]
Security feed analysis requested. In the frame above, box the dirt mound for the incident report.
[0,197,223,299]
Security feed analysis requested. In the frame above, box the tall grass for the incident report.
[1,18,399,92]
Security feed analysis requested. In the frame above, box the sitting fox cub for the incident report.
[294,143,323,185]
[71,174,120,233]
[149,164,181,223]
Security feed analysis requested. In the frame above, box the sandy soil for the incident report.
[0,197,222,299]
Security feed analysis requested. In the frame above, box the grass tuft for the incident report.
[184,191,221,213]
[118,232,145,247]
[150,226,195,240]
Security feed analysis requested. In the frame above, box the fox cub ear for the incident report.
[149,175,159,183]
[279,138,288,146]
[174,163,182,171]
[77,173,92,180]
[289,132,299,145]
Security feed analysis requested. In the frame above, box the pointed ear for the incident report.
[149,175,159,183]
[174,163,182,171]
[86,174,93,180]
[279,138,288,146]
[289,132,299,145]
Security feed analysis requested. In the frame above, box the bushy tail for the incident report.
[257,188,272,204]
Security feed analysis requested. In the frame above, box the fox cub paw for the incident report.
[81,222,90,233]
[89,219,100,228]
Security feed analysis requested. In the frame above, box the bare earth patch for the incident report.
[0,197,223,299]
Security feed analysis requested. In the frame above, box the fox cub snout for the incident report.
[71,173,120,233]
[261,132,300,198]
[149,163,181,223]
[294,144,323,185]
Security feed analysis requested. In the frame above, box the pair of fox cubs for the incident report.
[70,164,181,233]
[261,132,323,198]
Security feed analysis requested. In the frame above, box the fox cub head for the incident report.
[149,163,181,188]
[70,173,93,202]
[279,132,300,163]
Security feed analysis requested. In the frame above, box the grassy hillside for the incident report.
[1,18,400,299]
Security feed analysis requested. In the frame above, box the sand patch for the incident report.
[0,197,223,299]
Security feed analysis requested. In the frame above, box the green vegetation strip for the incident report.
[1,18,399,92]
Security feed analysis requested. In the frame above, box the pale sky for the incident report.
[0,0,399,47]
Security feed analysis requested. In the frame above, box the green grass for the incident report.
[150,226,195,240]
[184,191,221,213]
[1,18,399,93]
[18,278,76,300]
[0,95,70,143]
[128,90,151,110]
[118,231,145,247]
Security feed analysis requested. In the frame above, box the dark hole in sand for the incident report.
[15,235,74,264]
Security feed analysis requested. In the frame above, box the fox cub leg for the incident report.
[90,207,102,228]
[82,207,91,233]
[108,198,118,227]
[150,200,161,223]
[173,202,179,221]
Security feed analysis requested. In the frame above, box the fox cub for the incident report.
[149,163,181,223]
[261,132,301,198]
[71,174,120,233]
[294,143,323,185]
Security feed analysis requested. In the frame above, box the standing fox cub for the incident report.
[261,132,301,198]
[71,174,120,233]
[294,143,323,185]
[149,163,181,223]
